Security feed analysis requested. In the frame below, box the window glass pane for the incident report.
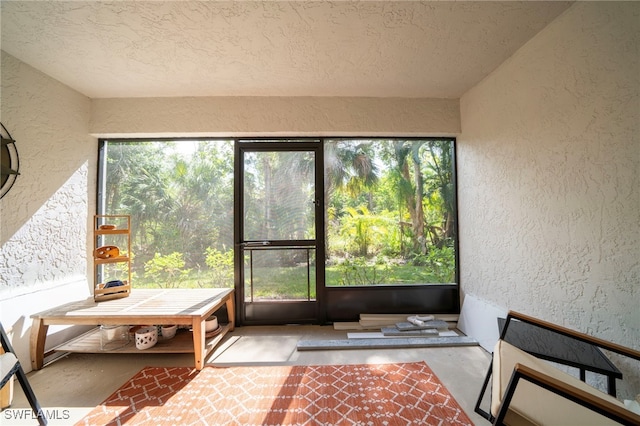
[243,150,315,241]
[244,248,316,302]
[99,138,457,292]
[100,140,234,289]
[324,139,457,286]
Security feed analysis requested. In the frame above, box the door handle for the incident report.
[238,241,271,247]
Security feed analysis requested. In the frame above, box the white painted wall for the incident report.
[458,2,639,397]
[90,96,460,137]
[0,52,96,367]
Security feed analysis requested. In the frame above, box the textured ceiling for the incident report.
[1,1,572,99]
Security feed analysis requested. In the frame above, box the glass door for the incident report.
[235,140,324,324]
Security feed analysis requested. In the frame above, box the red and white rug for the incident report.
[78,362,473,425]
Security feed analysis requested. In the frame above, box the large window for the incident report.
[324,138,457,286]
[99,138,457,291]
[99,140,235,289]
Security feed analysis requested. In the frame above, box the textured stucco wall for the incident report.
[90,96,460,137]
[0,52,95,365]
[458,2,639,396]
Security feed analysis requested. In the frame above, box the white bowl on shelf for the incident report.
[205,316,218,332]
[135,326,158,350]
[161,325,177,339]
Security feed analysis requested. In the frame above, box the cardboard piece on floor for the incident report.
[333,322,380,331]
[335,313,460,331]
[457,294,507,351]
[359,313,460,320]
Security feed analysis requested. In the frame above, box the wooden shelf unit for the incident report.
[94,215,132,301]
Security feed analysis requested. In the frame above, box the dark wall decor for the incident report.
[1,123,20,199]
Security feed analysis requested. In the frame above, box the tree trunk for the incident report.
[412,158,426,254]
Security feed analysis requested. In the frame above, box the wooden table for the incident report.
[30,288,234,371]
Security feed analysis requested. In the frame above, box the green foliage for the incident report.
[340,206,374,256]
[409,246,456,283]
[337,206,401,258]
[205,247,234,288]
[143,252,192,288]
[335,256,391,286]
[106,140,234,274]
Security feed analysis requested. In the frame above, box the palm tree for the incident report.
[385,139,456,255]
[324,140,379,258]
[106,142,171,265]
[391,140,427,254]
[423,141,456,247]
[166,142,234,266]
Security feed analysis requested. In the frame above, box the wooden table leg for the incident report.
[226,292,235,331]
[192,317,205,370]
[30,318,48,370]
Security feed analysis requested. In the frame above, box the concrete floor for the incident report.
[7,325,492,425]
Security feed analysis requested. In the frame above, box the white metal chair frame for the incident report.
[475,310,640,426]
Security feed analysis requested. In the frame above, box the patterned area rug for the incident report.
[78,362,473,425]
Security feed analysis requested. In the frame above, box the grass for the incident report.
[133,263,453,300]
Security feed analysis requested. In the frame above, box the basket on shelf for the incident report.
[94,280,131,302]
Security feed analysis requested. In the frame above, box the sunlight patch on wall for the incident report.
[0,162,90,300]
